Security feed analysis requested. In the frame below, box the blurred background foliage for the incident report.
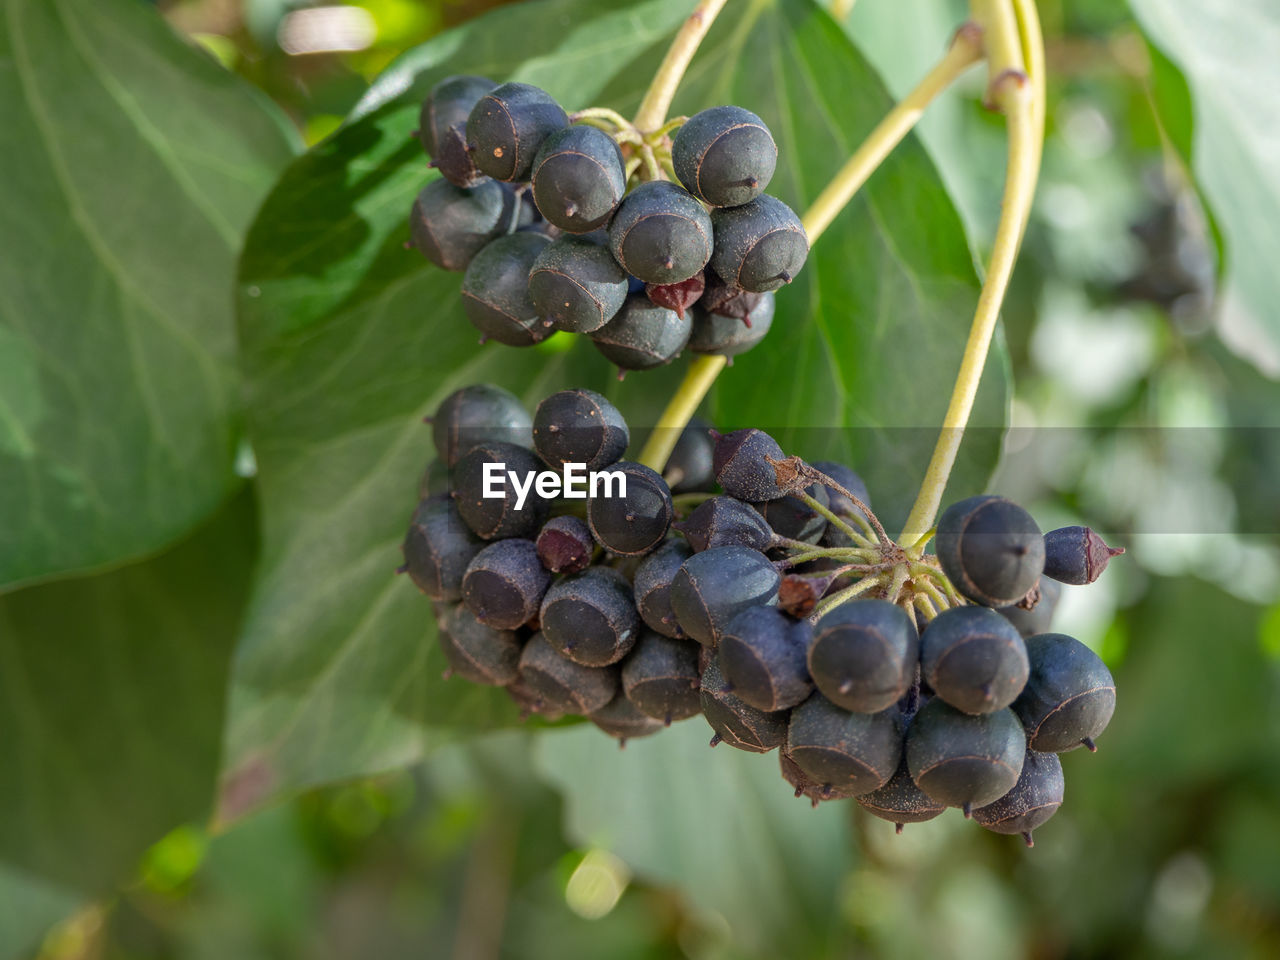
[4,0,1278,957]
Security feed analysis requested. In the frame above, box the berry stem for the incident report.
[636,354,726,473]
[633,0,729,133]
[794,490,872,548]
[570,107,634,129]
[801,22,984,244]
[811,574,885,619]
[897,0,1044,547]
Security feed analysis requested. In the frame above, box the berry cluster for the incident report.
[408,77,808,374]
[402,383,1123,847]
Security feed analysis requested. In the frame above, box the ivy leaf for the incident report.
[0,495,257,897]
[0,0,296,589]
[225,0,1003,817]
[1129,0,1280,365]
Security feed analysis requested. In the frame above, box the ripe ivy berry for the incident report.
[672,105,777,207]
[608,181,714,284]
[1013,633,1116,753]
[517,632,618,715]
[528,235,628,333]
[621,630,703,724]
[632,538,694,638]
[808,599,919,714]
[935,495,1046,607]
[972,749,1065,846]
[401,494,484,602]
[689,292,775,358]
[664,416,717,494]
[717,605,814,712]
[699,657,789,752]
[920,606,1030,715]
[539,566,640,666]
[588,294,692,373]
[418,74,495,187]
[905,698,1026,815]
[857,757,948,832]
[998,577,1061,638]
[461,538,550,630]
[453,441,551,540]
[431,383,532,467]
[438,603,523,686]
[531,124,627,232]
[586,461,674,556]
[409,179,519,272]
[785,694,903,798]
[713,428,788,501]
[589,693,664,743]
[532,388,629,471]
[677,496,775,553]
[466,82,568,182]
[1042,525,1124,585]
[670,545,781,646]
[710,195,809,293]
[461,232,553,346]
[754,482,829,544]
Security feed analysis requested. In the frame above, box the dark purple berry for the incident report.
[699,657,788,753]
[438,603,523,685]
[621,631,702,723]
[663,416,717,494]
[539,566,640,666]
[808,599,919,714]
[785,694,903,798]
[906,699,1026,814]
[461,538,550,629]
[718,606,813,711]
[402,494,484,601]
[528,235,627,333]
[466,82,568,182]
[1013,633,1116,753]
[531,124,626,232]
[453,441,552,540]
[535,515,594,574]
[709,195,808,293]
[677,496,774,552]
[588,293,692,373]
[632,538,694,638]
[857,758,948,831]
[432,384,532,467]
[516,632,618,715]
[935,495,1046,607]
[608,180,713,284]
[672,105,776,207]
[1042,525,1125,585]
[418,75,495,187]
[461,232,554,346]
[754,482,828,544]
[409,179,519,271]
[972,749,1065,846]
[713,428,787,501]
[669,545,781,646]
[689,293,774,357]
[589,693,664,743]
[998,578,1062,638]
[586,461,674,556]
[921,606,1030,715]
[532,389,629,471]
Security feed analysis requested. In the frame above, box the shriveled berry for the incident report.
[906,699,1026,814]
[608,180,714,284]
[754,482,828,544]
[587,461,674,556]
[1013,633,1116,753]
[710,195,808,293]
[535,515,594,574]
[531,124,626,232]
[461,232,554,346]
[857,758,948,831]
[1042,525,1125,585]
[786,694,903,797]
[621,631,702,723]
[972,749,1064,846]
[461,538,550,629]
[633,538,694,638]
[808,599,919,714]
[921,606,1030,715]
[589,693,664,743]
[700,657,788,752]
[438,603,523,685]
[998,578,1061,638]
[718,606,813,711]
[517,632,618,715]
[528,235,627,333]
[672,105,777,207]
[432,383,532,467]
[453,441,551,540]
[418,75,495,187]
[713,428,787,501]
[409,179,519,272]
[698,268,765,321]
[539,566,639,666]
[646,273,706,319]
[663,416,717,494]
[588,294,692,373]
[466,82,568,182]
[670,545,781,646]
[935,495,1046,607]
[689,292,774,357]
[402,494,483,601]
[677,496,774,552]
[532,388,629,471]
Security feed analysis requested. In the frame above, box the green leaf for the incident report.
[0,865,80,960]
[0,493,257,896]
[1129,0,1280,362]
[534,721,851,956]
[0,0,296,589]
[225,0,1002,815]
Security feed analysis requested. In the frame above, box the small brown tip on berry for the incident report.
[709,733,722,747]
[616,368,627,381]
[617,738,627,750]
[422,415,434,424]
[441,668,453,680]
[838,679,853,695]
[741,313,753,329]
[403,241,414,250]
[821,784,833,799]
[664,712,673,727]
[895,823,904,835]
[662,257,675,270]
[564,204,578,218]
[725,357,734,367]
[395,563,408,575]
[465,142,476,153]
[1082,737,1098,753]
[1023,832,1035,848]
[962,802,973,819]
[794,786,804,798]
[410,129,420,138]
[478,336,488,345]
[426,159,438,169]
[745,176,759,188]
[778,271,792,284]
[810,797,820,809]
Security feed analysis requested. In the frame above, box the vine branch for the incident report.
[897,0,1044,547]
[633,0,729,132]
